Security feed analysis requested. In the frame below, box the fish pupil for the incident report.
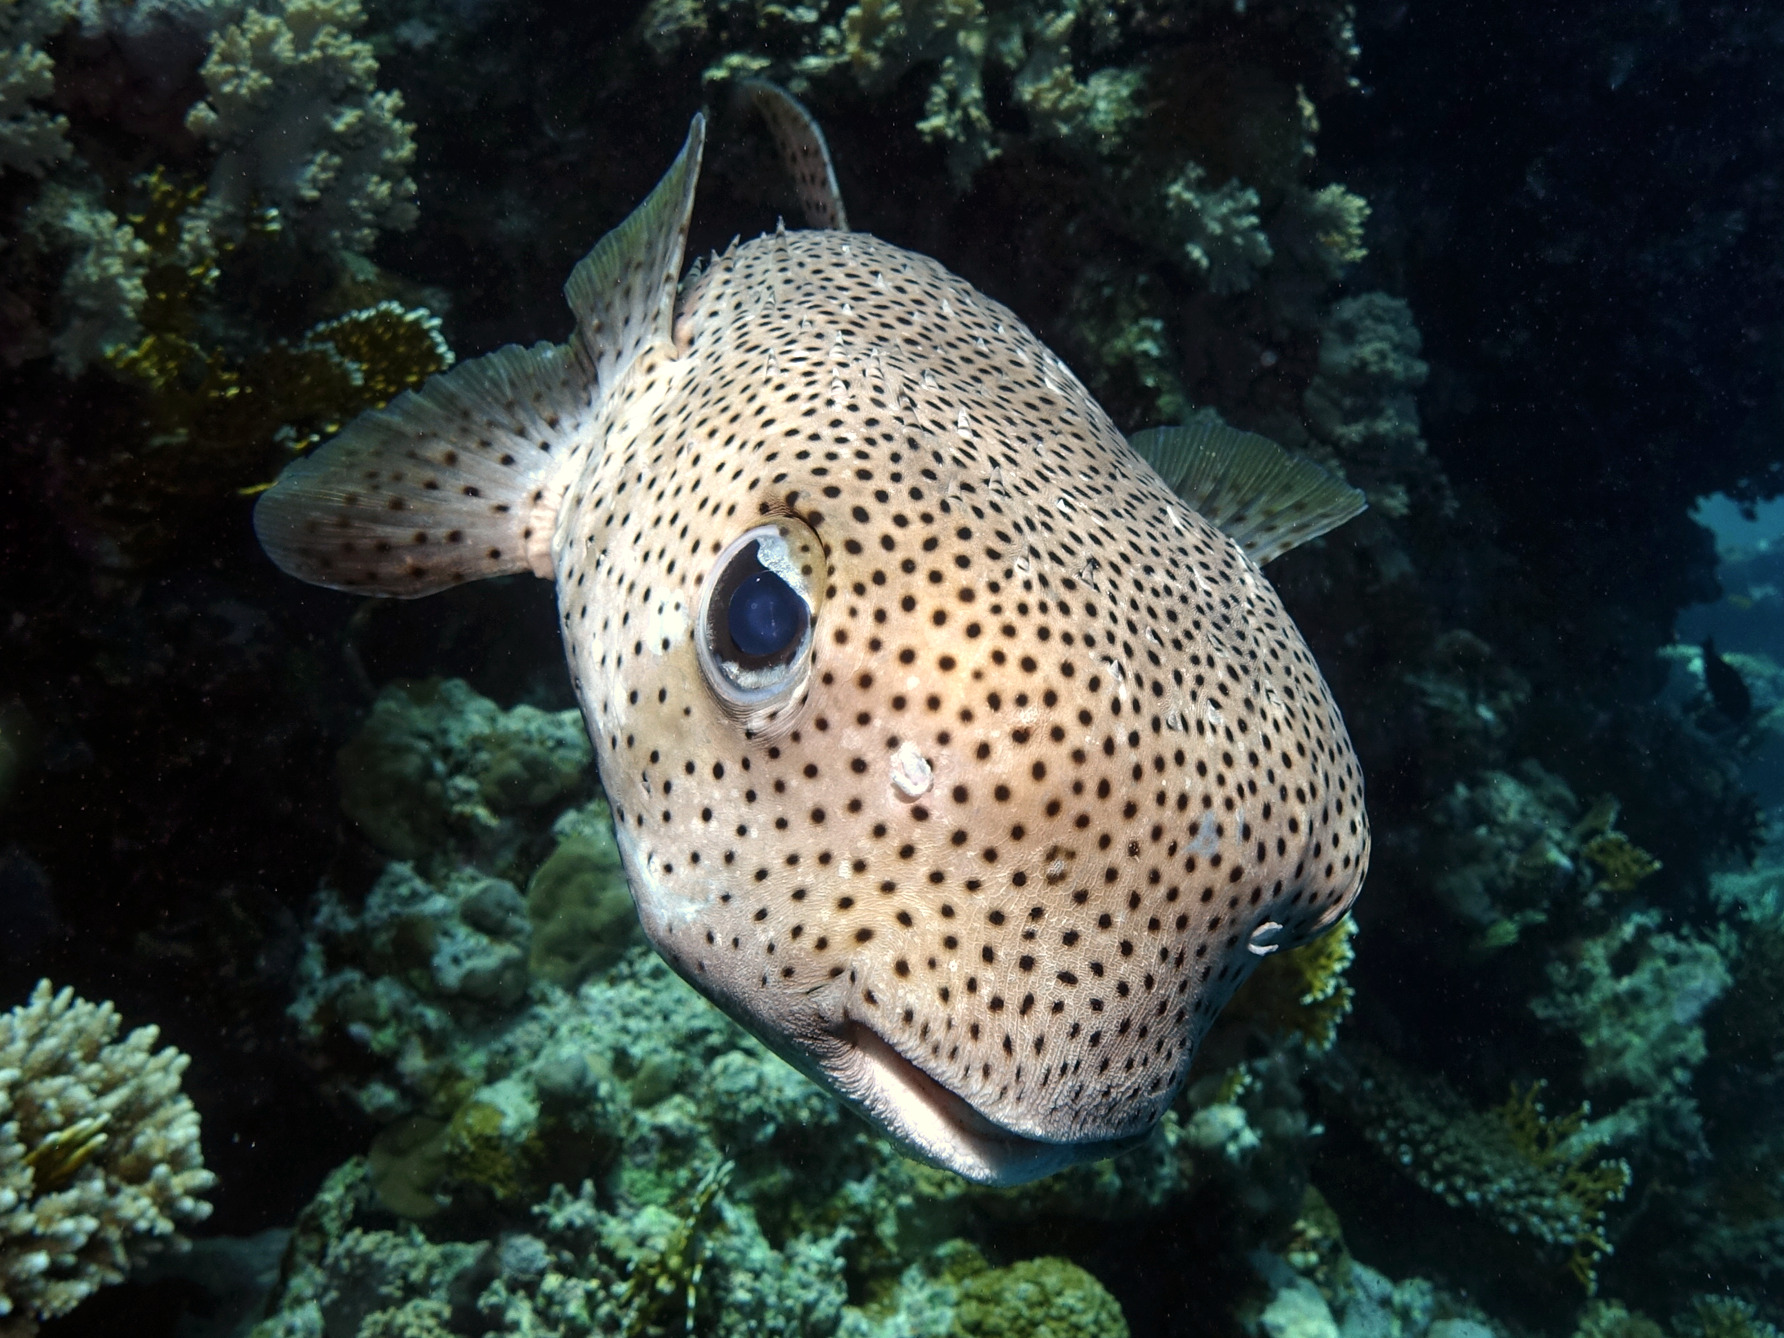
[728,568,806,659]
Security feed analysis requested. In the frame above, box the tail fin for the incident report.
[254,116,706,597]
[742,81,848,231]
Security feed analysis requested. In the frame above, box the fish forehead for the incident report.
[554,230,1367,1143]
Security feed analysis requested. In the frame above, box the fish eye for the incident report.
[696,520,827,722]
[728,568,806,659]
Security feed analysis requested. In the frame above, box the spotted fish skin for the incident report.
[254,117,1368,1184]
[554,226,1367,1170]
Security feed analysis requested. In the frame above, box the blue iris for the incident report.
[727,568,807,658]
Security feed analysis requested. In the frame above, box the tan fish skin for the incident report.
[255,114,1368,1184]
[552,223,1367,1179]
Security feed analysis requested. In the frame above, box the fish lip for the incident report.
[812,1019,1142,1186]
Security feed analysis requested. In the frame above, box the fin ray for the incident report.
[1130,414,1366,565]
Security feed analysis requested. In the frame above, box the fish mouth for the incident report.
[814,1020,1139,1186]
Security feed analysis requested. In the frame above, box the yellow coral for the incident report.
[1282,1184,1351,1292]
[619,1159,734,1338]
[1494,1082,1631,1293]
[1222,915,1358,1051]
[1582,832,1661,893]
[1285,915,1358,1052]
[1300,183,1371,276]
[1339,1051,1632,1297]
[442,1097,542,1203]
[111,177,450,459]
[97,173,451,538]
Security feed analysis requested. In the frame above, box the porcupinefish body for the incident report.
[255,106,1370,1185]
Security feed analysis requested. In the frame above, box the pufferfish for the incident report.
[255,89,1370,1186]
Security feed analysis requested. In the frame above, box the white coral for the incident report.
[0,0,76,176]
[185,0,417,254]
[1161,161,1274,295]
[0,981,215,1335]
[22,178,151,373]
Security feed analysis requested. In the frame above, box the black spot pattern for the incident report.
[556,230,1370,1145]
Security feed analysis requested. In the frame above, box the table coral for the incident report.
[0,981,215,1335]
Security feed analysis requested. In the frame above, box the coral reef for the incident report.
[1330,1049,1630,1293]
[2,0,436,564]
[621,0,1374,433]
[1532,912,1727,1119]
[184,0,418,255]
[3,0,1782,1334]
[334,678,591,872]
[0,981,215,1335]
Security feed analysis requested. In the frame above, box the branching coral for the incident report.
[0,0,72,177]
[1159,161,1274,295]
[20,178,151,373]
[0,981,215,1335]
[1532,910,1729,1099]
[1334,1050,1630,1293]
[184,0,418,254]
[1494,1083,1632,1291]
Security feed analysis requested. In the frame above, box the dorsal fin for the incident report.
[565,114,706,396]
[742,80,849,231]
[255,117,706,598]
[1129,414,1366,565]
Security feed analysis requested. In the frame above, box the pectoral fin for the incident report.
[254,117,706,597]
[1130,413,1366,565]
